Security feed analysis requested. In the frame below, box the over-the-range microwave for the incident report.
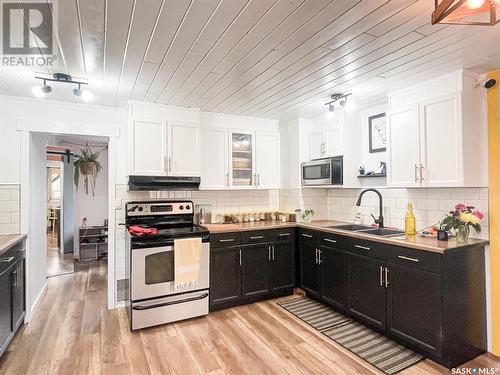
[301,156,343,186]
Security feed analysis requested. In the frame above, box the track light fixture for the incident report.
[33,73,92,101]
[324,93,355,118]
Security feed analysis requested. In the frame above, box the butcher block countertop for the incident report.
[203,220,489,254]
[0,234,27,254]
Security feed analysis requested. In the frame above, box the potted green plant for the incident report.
[359,165,365,175]
[440,203,483,243]
[74,147,102,196]
[295,209,315,223]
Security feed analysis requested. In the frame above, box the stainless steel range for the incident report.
[124,200,210,330]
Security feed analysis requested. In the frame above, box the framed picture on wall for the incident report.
[369,113,387,153]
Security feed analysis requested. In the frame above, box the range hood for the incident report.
[128,176,201,191]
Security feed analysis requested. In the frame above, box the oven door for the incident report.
[301,159,332,186]
[131,242,209,301]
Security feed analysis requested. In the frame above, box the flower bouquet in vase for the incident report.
[440,204,483,243]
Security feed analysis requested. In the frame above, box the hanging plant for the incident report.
[74,146,102,196]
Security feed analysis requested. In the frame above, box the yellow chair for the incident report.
[48,209,57,233]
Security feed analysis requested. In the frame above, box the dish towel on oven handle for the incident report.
[174,237,202,290]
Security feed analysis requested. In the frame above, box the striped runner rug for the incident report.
[278,297,424,375]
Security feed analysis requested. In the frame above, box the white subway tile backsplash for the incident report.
[0,185,20,235]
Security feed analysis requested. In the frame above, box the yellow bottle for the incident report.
[405,202,416,236]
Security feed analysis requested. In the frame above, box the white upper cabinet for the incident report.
[325,127,342,157]
[129,119,167,176]
[169,122,200,176]
[199,113,281,190]
[307,116,344,160]
[200,128,229,190]
[128,102,201,177]
[387,70,487,188]
[229,130,256,189]
[256,132,280,189]
[309,131,325,159]
[419,94,460,187]
[386,105,420,187]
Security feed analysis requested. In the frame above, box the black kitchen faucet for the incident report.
[356,188,384,228]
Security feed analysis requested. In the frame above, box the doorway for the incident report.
[44,135,109,278]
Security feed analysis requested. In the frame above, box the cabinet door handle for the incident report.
[315,248,318,264]
[250,236,264,240]
[257,174,261,186]
[419,164,424,182]
[219,239,235,243]
[354,245,371,251]
[272,245,275,261]
[164,156,168,174]
[301,233,313,238]
[12,269,17,287]
[324,238,337,243]
[239,249,242,266]
[226,173,229,187]
[0,257,14,263]
[385,267,389,288]
[414,164,418,183]
[317,249,322,265]
[268,246,271,261]
[168,156,172,174]
[379,266,384,287]
[397,255,419,263]
[278,233,291,237]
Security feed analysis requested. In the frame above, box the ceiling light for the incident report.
[345,100,356,112]
[432,0,500,25]
[32,82,52,98]
[80,90,93,102]
[467,0,486,9]
[72,87,82,97]
[339,99,346,107]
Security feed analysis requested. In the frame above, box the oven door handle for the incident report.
[132,292,209,310]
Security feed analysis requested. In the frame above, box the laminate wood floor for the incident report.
[1,261,499,375]
[46,231,74,277]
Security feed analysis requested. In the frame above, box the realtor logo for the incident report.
[1,0,57,67]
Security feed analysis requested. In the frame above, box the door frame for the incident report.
[17,119,120,321]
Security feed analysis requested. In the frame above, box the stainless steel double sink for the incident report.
[329,224,404,237]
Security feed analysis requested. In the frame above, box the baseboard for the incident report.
[26,281,47,322]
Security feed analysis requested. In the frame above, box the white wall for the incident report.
[28,133,54,313]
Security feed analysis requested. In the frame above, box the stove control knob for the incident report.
[186,205,191,210]
[179,205,184,210]
[138,207,143,212]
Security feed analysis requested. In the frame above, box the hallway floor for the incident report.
[46,231,74,277]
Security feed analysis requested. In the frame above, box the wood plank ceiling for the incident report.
[1,0,500,120]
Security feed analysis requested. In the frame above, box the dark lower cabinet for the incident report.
[299,237,320,297]
[210,247,241,310]
[242,244,271,299]
[0,268,12,352]
[210,230,295,311]
[0,239,26,358]
[321,245,347,310]
[387,262,442,357]
[270,241,295,292]
[348,253,387,331]
[11,259,25,331]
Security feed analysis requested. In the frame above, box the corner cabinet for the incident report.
[387,71,487,188]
